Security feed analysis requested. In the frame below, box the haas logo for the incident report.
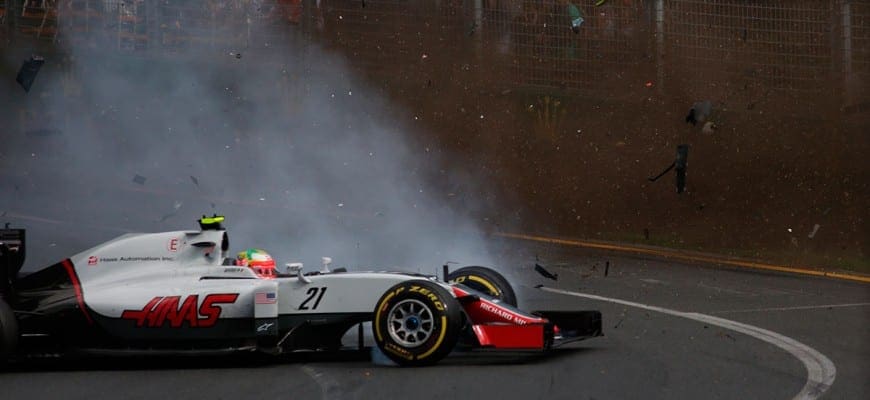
[121,294,238,328]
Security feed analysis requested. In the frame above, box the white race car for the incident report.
[0,216,601,366]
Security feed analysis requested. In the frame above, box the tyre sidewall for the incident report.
[447,266,517,307]
[373,281,460,366]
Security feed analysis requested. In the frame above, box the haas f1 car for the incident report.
[0,217,601,366]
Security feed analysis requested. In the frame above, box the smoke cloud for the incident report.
[0,11,495,274]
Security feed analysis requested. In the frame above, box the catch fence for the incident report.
[1,0,866,109]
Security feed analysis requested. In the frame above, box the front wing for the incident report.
[451,286,602,350]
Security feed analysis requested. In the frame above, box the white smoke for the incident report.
[0,9,496,273]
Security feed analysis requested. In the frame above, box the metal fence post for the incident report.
[842,0,853,104]
[655,0,664,93]
[473,0,482,53]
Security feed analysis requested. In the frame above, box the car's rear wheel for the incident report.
[372,280,461,366]
[447,266,517,307]
[0,299,18,364]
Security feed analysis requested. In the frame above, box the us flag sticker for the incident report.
[255,292,277,304]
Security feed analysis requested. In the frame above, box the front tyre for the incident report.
[447,266,517,307]
[373,280,461,366]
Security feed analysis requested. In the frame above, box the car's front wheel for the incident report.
[372,280,461,366]
[447,266,517,307]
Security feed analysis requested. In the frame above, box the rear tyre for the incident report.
[447,266,517,307]
[372,280,461,366]
[0,299,18,364]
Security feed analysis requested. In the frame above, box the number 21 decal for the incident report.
[299,287,327,310]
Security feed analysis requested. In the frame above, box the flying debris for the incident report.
[702,121,717,134]
[16,55,45,92]
[158,201,183,222]
[190,175,200,187]
[648,145,689,194]
[674,144,689,193]
[132,174,147,185]
[534,264,559,281]
[807,224,821,239]
[568,2,584,33]
[685,100,712,126]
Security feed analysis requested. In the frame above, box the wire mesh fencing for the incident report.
[662,0,839,112]
[841,0,870,111]
[2,0,865,110]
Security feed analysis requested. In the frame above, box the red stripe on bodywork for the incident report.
[61,258,94,325]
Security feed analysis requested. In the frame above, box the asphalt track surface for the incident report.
[1,176,869,399]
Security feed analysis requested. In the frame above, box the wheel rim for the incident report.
[387,299,435,348]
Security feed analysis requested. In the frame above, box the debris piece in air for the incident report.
[190,175,199,187]
[158,201,183,222]
[568,2,584,33]
[648,145,689,194]
[132,174,147,185]
[613,317,625,329]
[675,144,689,193]
[685,100,712,126]
[648,162,674,182]
[534,263,558,281]
[16,55,45,92]
[605,261,610,277]
[702,121,717,134]
[807,224,820,239]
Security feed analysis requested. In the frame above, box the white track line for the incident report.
[541,287,836,400]
[714,303,870,314]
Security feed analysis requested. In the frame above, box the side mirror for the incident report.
[286,263,311,283]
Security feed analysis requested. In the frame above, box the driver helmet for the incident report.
[236,248,276,278]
